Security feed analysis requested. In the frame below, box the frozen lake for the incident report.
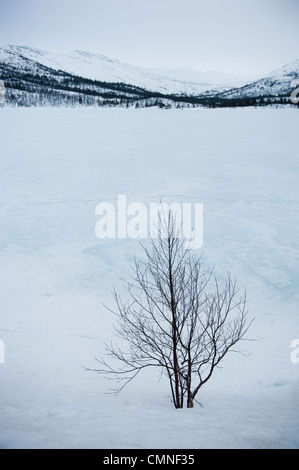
[0,107,298,449]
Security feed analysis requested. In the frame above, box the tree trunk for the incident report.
[187,391,194,408]
[168,237,180,409]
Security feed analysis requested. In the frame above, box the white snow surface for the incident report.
[0,45,257,95]
[0,107,298,449]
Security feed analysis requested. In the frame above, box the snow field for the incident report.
[0,107,298,448]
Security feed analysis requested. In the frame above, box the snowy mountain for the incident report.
[0,45,254,95]
[0,45,298,108]
[215,59,299,105]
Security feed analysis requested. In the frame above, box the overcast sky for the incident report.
[0,0,298,75]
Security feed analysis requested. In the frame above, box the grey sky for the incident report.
[0,0,298,74]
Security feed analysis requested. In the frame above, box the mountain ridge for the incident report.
[0,44,257,95]
[0,45,298,108]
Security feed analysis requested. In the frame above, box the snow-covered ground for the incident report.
[0,107,298,449]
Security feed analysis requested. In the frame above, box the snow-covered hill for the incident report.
[217,60,299,103]
[0,45,298,107]
[0,44,255,95]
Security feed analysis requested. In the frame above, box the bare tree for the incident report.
[90,211,252,409]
